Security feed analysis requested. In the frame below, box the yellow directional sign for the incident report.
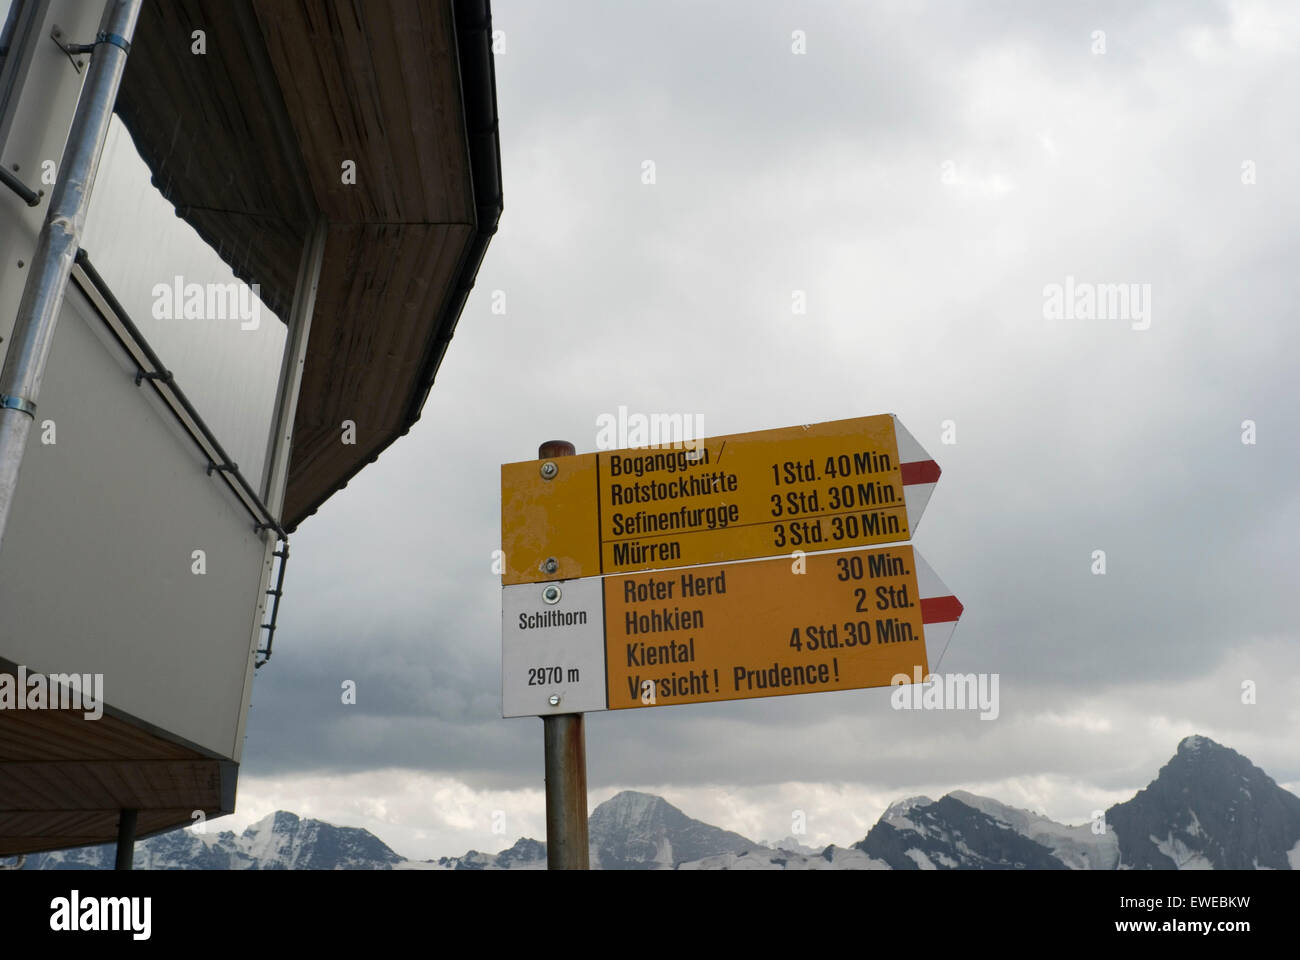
[501,414,938,585]
[499,541,962,717]
[602,545,930,710]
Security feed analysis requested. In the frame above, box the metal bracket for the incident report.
[207,460,238,477]
[50,26,130,75]
[0,166,41,207]
[49,26,90,74]
[94,31,132,55]
[134,368,172,386]
[0,394,36,418]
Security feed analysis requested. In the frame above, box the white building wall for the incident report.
[0,282,270,759]
[0,0,289,763]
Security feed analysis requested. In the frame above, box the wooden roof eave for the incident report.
[113,0,502,532]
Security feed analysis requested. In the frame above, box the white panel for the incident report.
[502,578,608,718]
[894,416,938,532]
[0,284,268,758]
[80,116,289,488]
[903,481,936,534]
[914,549,951,600]
[892,415,931,463]
[921,620,959,673]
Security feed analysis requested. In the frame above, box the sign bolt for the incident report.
[542,584,562,604]
[548,694,561,706]
[541,557,558,574]
[540,461,558,479]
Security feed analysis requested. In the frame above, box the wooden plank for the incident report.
[0,761,223,810]
[0,706,202,762]
[0,808,220,854]
[282,221,471,524]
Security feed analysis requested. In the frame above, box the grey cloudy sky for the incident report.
[232,0,1300,859]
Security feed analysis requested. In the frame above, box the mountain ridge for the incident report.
[7,736,1297,870]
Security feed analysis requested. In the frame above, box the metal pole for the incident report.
[114,808,137,870]
[538,439,590,870]
[0,0,143,552]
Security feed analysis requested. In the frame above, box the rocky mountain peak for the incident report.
[589,790,756,869]
[1108,734,1300,869]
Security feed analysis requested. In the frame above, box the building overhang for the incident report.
[0,0,499,857]
[113,0,502,530]
[0,660,235,857]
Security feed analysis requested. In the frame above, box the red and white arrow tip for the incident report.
[915,548,963,671]
[894,415,941,535]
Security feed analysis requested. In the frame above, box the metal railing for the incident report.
[72,249,287,540]
[71,249,291,668]
[0,165,40,206]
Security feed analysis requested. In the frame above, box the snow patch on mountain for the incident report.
[677,843,888,870]
[881,796,933,832]
[765,835,820,856]
[905,849,938,869]
[1152,833,1213,870]
[948,790,1120,870]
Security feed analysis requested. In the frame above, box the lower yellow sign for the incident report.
[603,545,928,710]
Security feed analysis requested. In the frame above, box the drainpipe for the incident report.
[0,0,142,551]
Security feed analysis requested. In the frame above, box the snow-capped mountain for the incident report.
[429,837,547,871]
[850,736,1299,870]
[12,810,405,870]
[437,737,1299,870]
[855,793,1107,869]
[6,736,1296,870]
[588,789,756,868]
[430,791,757,869]
[1107,734,1300,869]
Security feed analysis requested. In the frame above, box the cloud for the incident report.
[236,0,1300,852]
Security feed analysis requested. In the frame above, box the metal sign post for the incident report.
[536,440,590,870]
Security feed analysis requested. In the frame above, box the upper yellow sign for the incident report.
[501,414,935,585]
